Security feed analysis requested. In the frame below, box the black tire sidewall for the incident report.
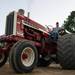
[9,40,23,73]
[14,42,38,72]
[57,34,75,69]
[0,53,8,67]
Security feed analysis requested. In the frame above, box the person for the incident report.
[16,9,25,36]
[50,22,60,41]
[17,9,25,22]
[17,9,25,16]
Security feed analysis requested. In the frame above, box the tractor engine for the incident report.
[5,11,56,53]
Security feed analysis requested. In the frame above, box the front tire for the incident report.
[0,53,8,67]
[0,40,8,67]
[9,40,38,73]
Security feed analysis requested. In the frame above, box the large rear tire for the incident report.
[9,40,38,73]
[57,34,75,69]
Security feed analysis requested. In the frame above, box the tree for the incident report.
[63,11,75,33]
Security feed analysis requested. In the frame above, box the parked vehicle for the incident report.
[0,10,75,73]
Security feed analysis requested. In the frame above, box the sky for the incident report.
[0,0,75,35]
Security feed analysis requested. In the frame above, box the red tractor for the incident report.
[0,10,75,73]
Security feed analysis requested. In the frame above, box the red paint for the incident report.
[0,11,57,61]
[22,53,28,60]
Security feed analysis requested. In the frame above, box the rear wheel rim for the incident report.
[21,47,35,67]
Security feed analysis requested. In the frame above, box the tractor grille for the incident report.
[5,12,14,35]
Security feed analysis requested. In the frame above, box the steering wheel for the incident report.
[45,25,53,32]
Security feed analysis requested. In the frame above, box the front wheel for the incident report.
[9,40,38,73]
[0,53,8,67]
[0,40,8,67]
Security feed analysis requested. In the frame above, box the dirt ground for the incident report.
[0,64,75,75]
